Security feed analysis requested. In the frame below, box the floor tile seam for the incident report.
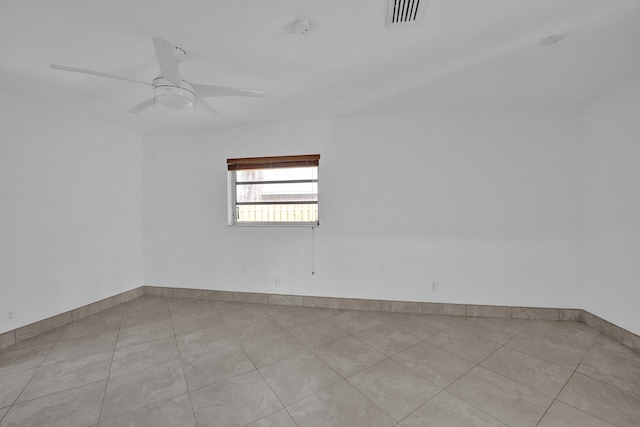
[443,380,523,427]
[273,314,326,330]
[176,317,233,334]
[56,326,120,343]
[400,335,468,360]
[305,344,350,379]
[388,323,444,341]
[55,328,121,344]
[566,334,608,380]
[547,396,619,427]
[243,408,297,427]
[107,357,184,381]
[45,323,70,350]
[305,332,383,377]
[422,335,492,365]
[339,334,389,364]
[178,341,244,361]
[397,388,505,427]
[0,359,42,379]
[496,342,573,375]
[11,332,67,406]
[389,389,449,426]
[0,367,39,415]
[231,326,308,366]
[391,343,477,389]
[254,346,311,370]
[585,340,640,364]
[353,321,424,345]
[572,369,640,400]
[326,318,363,337]
[96,306,124,424]
[114,331,177,352]
[9,377,108,414]
[470,338,559,397]
[43,332,120,367]
[184,367,261,398]
[253,362,290,414]
[477,358,565,400]
[174,335,239,361]
[534,397,558,427]
[281,407,302,427]
[41,348,118,369]
[355,331,428,359]
[177,312,260,395]
[442,323,513,347]
[344,377,407,423]
[187,370,274,416]
[221,319,258,366]
[524,326,601,349]
[534,396,618,427]
[291,326,353,357]
[265,361,345,406]
[502,340,584,370]
[112,332,180,353]
[97,392,192,425]
[538,350,613,427]
[167,316,199,427]
[443,341,558,426]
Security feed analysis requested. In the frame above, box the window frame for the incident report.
[227,154,320,227]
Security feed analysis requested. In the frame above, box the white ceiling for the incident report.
[2,0,639,133]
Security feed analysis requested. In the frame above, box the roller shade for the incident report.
[227,154,320,171]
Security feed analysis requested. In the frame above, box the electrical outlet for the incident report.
[8,311,14,321]
[274,278,280,288]
[431,281,438,291]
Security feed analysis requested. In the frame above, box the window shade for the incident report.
[227,154,320,171]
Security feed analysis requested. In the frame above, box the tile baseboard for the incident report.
[143,286,637,352]
[1,285,638,355]
[0,287,143,351]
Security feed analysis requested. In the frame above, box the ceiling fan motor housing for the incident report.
[153,77,195,109]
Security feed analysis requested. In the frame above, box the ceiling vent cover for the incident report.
[387,0,425,27]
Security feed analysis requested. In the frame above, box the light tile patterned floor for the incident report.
[1,296,640,426]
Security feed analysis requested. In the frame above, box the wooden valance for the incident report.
[227,154,320,171]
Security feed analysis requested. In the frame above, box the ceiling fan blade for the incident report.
[196,97,225,121]
[50,64,151,86]
[129,98,155,114]
[192,83,265,98]
[152,37,183,87]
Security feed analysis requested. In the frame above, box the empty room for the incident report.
[1,0,639,426]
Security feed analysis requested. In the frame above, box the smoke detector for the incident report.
[294,20,311,35]
[540,33,567,46]
[387,0,425,27]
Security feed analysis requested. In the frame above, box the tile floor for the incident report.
[1,296,639,426]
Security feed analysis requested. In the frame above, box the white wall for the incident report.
[3,81,637,338]
[143,108,585,311]
[582,78,640,334]
[0,92,144,334]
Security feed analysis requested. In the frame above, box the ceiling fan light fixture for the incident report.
[153,77,195,109]
[50,37,264,116]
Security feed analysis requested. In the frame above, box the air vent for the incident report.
[387,0,425,27]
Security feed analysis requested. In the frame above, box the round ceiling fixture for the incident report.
[152,77,195,109]
[294,20,311,34]
[540,33,567,46]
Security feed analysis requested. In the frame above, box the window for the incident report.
[227,154,320,226]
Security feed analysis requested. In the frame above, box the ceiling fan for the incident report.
[50,37,265,119]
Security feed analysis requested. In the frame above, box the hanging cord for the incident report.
[311,226,315,275]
